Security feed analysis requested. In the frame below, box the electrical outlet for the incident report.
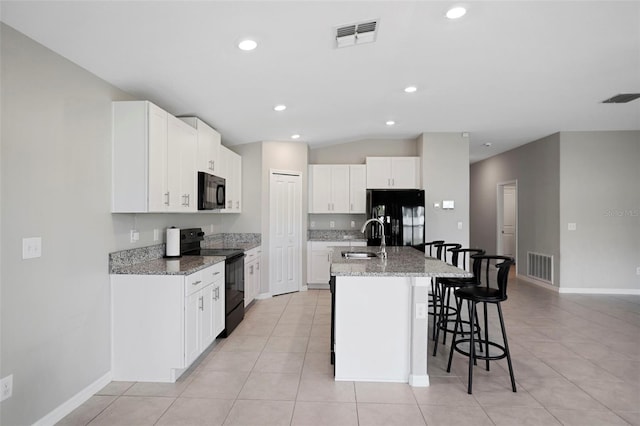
[22,237,42,259]
[153,229,160,241]
[210,224,215,234]
[310,221,316,228]
[568,223,577,231]
[351,221,356,228]
[1,374,13,402]
[329,221,335,228]
[415,303,427,320]
[457,221,463,230]
[130,229,139,243]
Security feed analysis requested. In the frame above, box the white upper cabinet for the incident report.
[112,101,197,213]
[309,165,350,213]
[366,157,420,189]
[179,117,221,176]
[220,146,242,213]
[349,165,366,213]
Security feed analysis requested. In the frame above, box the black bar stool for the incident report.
[446,255,517,394]
[432,247,485,356]
[424,240,445,328]
[431,243,461,340]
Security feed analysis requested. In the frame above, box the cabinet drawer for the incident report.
[202,262,224,285]
[185,270,205,295]
[311,241,351,251]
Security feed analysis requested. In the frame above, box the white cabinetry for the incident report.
[244,247,262,307]
[349,165,366,213]
[220,146,242,213]
[111,262,224,382]
[366,157,420,189]
[309,165,361,213]
[112,101,197,212]
[307,240,367,287]
[180,117,221,176]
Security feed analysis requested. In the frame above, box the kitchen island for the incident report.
[330,246,471,387]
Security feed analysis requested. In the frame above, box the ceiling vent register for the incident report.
[602,93,640,103]
[335,20,378,48]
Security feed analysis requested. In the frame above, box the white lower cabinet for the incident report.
[307,241,366,287]
[111,262,225,382]
[244,247,262,307]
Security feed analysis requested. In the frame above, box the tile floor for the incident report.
[59,276,640,425]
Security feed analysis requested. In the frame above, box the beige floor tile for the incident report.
[301,352,334,376]
[306,335,330,353]
[616,411,640,426]
[181,370,250,399]
[264,335,309,353]
[419,404,494,426]
[547,408,630,426]
[297,374,355,402]
[596,358,640,384]
[198,350,261,373]
[309,323,330,337]
[56,395,116,426]
[237,372,300,400]
[155,398,234,426]
[412,377,479,406]
[484,406,561,425]
[271,322,312,337]
[218,335,269,352]
[357,402,427,426]
[95,381,135,396]
[223,400,294,426]
[291,401,358,426]
[253,352,305,374]
[543,357,623,382]
[279,311,315,325]
[572,379,640,412]
[87,396,174,426]
[518,377,607,411]
[123,378,194,398]
[355,382,418,404]
[230,321,276,337]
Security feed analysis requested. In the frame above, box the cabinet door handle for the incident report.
[327,253,330,262]
[212,160,215,171]
[213,271,220,276]
[392,178,395,186]
[192,280,202,286]
[186,194,190,206]
[350,203,353,211]
[199,296,204,311]
[236,201,240,209]
[164,192,170,206]
[250,265,254,274]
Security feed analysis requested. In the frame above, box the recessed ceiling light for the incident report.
[404,86,417,93]
[446,6,467,19]
[386,120,395,126]
[238,39,257,51]
[274,105,287,112]
[291,134,300,139]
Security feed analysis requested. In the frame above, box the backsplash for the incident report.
[308,230,364,240]
[109,233,261,271]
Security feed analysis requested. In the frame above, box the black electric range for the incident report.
[179,228,245,337]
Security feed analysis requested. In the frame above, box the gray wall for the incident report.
[419,133,470,249]
[559,131,640,290]
[470,133,562,284]
[223,142,263,233]
[309,138,418,164]
[0,24,227,424]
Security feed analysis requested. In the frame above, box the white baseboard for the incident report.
[409,374,430,387]
[558,287,640,295]
[518,274,640,295]
[255,292,272,300]
[33,371,112,426]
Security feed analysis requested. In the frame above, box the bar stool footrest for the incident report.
[453,339,508,361]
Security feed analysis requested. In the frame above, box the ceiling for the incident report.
[2,1,639,163]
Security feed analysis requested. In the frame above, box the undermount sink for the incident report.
[342,251,378,259]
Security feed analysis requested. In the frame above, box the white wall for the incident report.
[309,138,418,164]
[559,131,640,291]
[419,133,470,249]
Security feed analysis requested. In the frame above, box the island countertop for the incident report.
[330,246,472,278]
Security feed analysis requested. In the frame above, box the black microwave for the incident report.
[198,172,225,210]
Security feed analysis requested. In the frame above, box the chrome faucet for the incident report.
[361,218,387,259]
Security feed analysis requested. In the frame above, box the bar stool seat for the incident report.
[446,254,517,394]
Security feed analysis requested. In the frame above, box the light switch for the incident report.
[457,221,463,230]
[568,223,577,231]
[329,221,335,228]
[443,200,455,209]
[22,237,42,259]
[415,303,427,319]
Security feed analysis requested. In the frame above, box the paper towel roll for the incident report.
[166,259,180,272]
[166,227,181,257]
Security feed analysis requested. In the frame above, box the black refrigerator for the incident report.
[365,189,425,247]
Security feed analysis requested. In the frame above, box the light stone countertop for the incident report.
[110,255,225,276]
[330,246,472,278]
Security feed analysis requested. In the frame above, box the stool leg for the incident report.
[497,302,517,392]
[484,302,490,371]
[432,283,444,356]
[431,280,440,341]
[446,297,463,373]
[467,300,476,394]
[441,286,453,345]
[468,300,483,355]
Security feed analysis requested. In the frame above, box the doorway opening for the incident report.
[496,181,518,274]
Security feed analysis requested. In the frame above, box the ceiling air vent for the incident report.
[335,20,378,48]
[602,93,640,103]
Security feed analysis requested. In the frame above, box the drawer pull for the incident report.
[192,280,202,286]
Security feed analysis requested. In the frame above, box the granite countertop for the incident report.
[203,241,261,251]
[110,255,226,275]
[308,230,367,242]
[330,246,472,278]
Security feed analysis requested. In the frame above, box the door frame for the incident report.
[496,180,518,274]
[269,169,303,295]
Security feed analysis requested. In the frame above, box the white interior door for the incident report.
[270,171,302,296]
[501,184,517,259]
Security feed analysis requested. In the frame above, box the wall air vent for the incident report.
[602,93,640,103]
[335,20,378,48]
